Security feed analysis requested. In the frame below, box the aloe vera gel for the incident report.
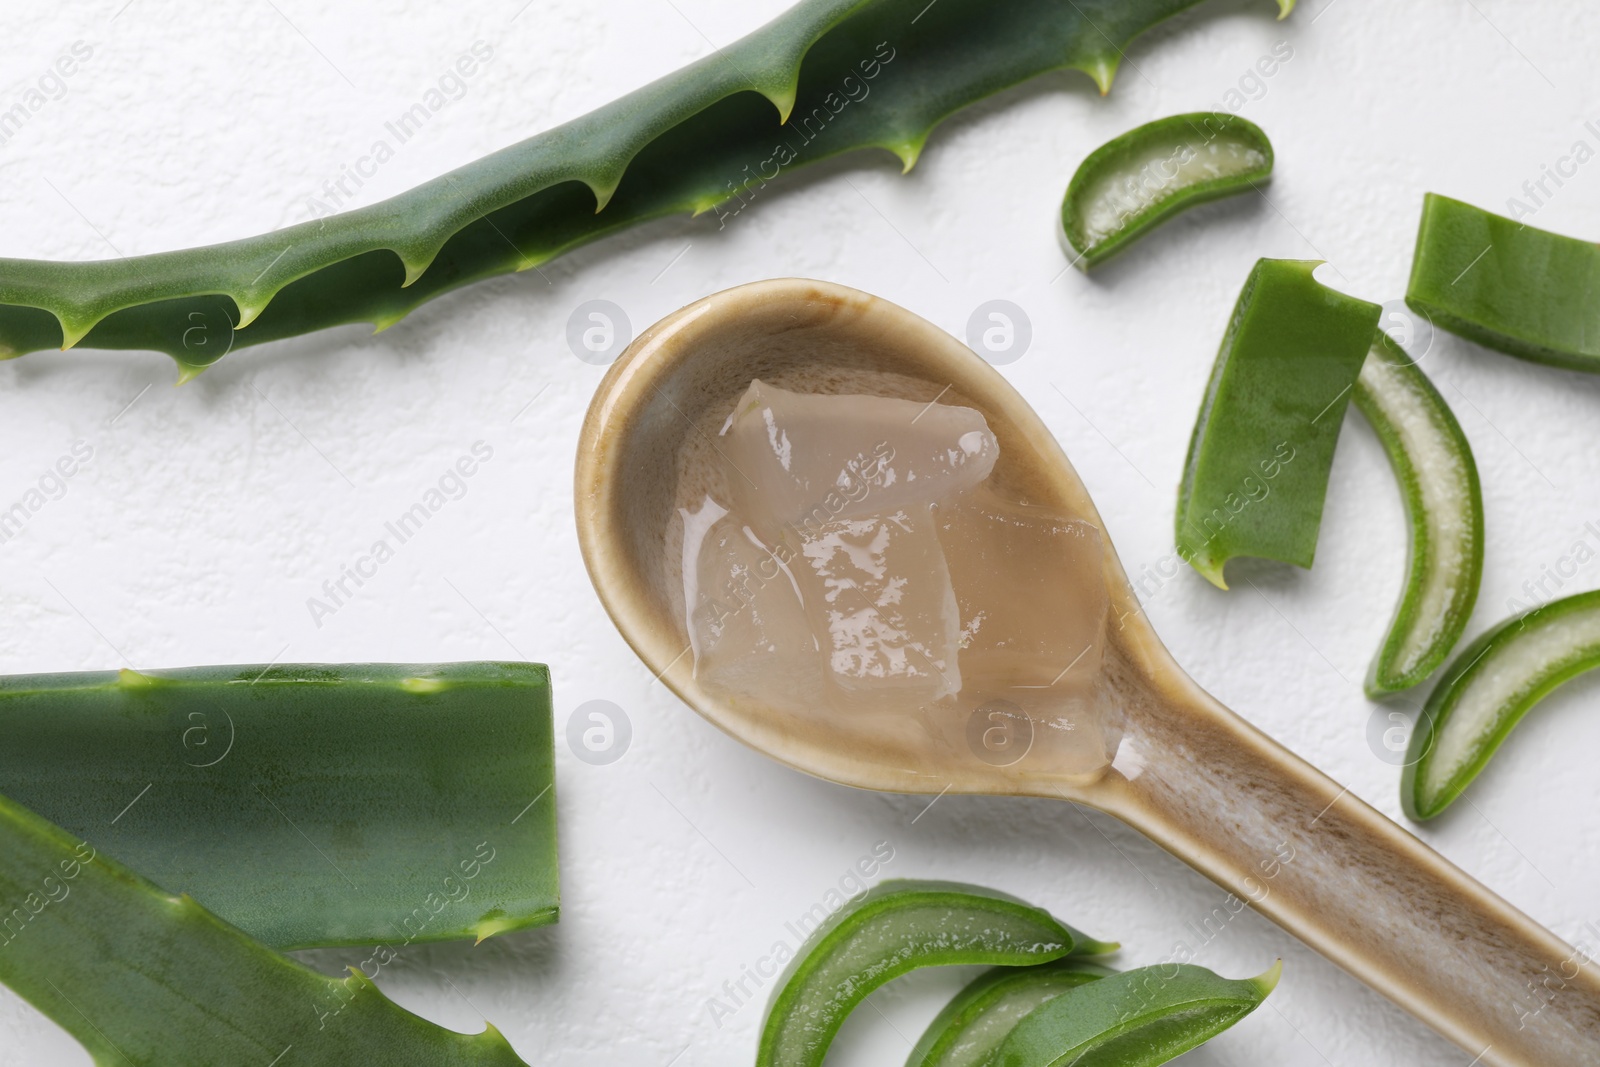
[680,381,1110,772]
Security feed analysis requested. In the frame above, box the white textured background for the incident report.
[2,1,1598,1064]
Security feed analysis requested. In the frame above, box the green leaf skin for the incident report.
[0,663,557,949]
[1352,335,1483,697]
[757,880,1114,1067]
[1060,112,1273,270]
[1404,591,1600,821]
[1175,259,1381,588]
[0,790,531,1067]
[0,0,1293,375]
[1407,193,1600,372]
[991,962,1280,1067]
[906,959,1115,1067]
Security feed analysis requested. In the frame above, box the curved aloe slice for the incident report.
[1404,591,1600,820]
[1175,259,1381,587]
[0,0,1293,373]
[907,959,1114,1067]
[1060,112,1272,269]
[758,879,1113,1067]
[0,663,557,948]
[1407,193,1600,372]
[0,791,530,1066]
[1353,335,1483,696]
[991,962,1280,1067]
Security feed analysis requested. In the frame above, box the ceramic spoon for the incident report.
[574,278,1600,1065]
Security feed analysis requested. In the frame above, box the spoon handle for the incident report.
[1090,674,1599,1066]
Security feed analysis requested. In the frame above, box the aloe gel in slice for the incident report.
[1353,334,1483,696]
[758,879,1111,1067]
[1062,112,1274,269]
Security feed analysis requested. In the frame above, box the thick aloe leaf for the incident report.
[0,663,557,949]
[0,789,531,1067]
[0,0,1292,375]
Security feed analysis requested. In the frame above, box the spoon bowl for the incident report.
[576,278,1600,1066]
[576,276,1127,796]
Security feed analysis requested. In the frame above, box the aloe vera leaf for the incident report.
[1060,112,1273,270]
[757,879,1114,1067]
[0,790,531,1067]
[1352,334,1484,697]
[906,959,1115,1067]
[0,662,557,949]
[991,962,1280,1067]
[1175,259,1382,588]
[1403,590,1600,820]
[1406,193,1600,372]
[0,0,1293,374]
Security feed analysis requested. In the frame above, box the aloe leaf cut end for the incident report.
[1407,193,1600,372]
[1175,259,1380,588]
[0,662,558,949]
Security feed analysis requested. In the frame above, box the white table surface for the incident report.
[3,1,1598,1064]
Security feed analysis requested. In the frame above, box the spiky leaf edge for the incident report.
[0,0,1293,376]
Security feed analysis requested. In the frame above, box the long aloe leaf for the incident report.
[0,0,1292,376]
[0,662,557,949]
[0,789,531,1067]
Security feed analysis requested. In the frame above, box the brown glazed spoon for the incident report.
[574,278,1599,1065]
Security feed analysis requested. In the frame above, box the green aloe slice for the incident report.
[758,879,1113,1067]
[0,0,1294,371]
[1175,259,1381,588]
[907,959,1114,1067]
[1353,335,1484,696]
[991,962,1280,1067]
[1404,591,1600,820]
[0,662,557,948]
[1060,112,1273,269]
[1407,193,1600,372]
[0,790,531,1066]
